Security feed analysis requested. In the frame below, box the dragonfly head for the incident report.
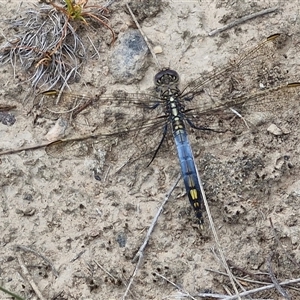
[155,69,180,97]
[155,69,179,86]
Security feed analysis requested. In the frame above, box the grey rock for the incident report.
[0,111,16,126]
[110,30,149,84]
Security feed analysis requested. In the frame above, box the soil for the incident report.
[1,1,300,299]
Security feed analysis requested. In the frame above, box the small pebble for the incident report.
[267,123,283,136]
[153,45,163,54]
[45,118,68,141]
[0,112,16,126]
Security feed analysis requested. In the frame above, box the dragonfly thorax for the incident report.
[165,95,186,133]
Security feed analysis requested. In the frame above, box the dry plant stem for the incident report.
[190,292,231,299]
[206,268,272,285]
[70,250,86,262]
[221,277,300,300]
[205,269,300,299]
[269,217,300,268]
[0,1,114,91]
[0,286,25,300]
[94,260,134,296]
[55,67,77,105]
[125,2,161,69]
[154,272,198,300]
[132,174,181,263]
[267,252,291,300]
[197,166,241,299]
[94,260,119,282]
[208,7,278,36]
[16,252,46,300]
[229,108,250,129]
[152,272,300,300]
[87,34,101,59]
[50,0,115,43]
[14,244,59,277]
[0,141,52,155]
[210,249,247,295]
[83,12,115,42]
[226,259,270,282]
[122,174,181,300]
[0,105,16,111]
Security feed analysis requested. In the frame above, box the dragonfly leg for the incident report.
[186,117,225,133]
[147,123,169,167]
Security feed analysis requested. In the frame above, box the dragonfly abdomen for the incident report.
[173,127,205,224]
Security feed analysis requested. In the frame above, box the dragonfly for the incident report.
[1,33,300,224]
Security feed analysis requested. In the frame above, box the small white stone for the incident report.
[267,123,283,136]
[153,45,163,54]
[45,118,67,141]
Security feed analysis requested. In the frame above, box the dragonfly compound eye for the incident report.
[154,69,180,85]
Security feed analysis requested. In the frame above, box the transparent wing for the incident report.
[181,34,288,98]
[178,33,300,131]
[182,82,300,134]
[40,90,172,172]
[32,88,164,121]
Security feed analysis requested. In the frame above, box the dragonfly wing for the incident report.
[3,87,171,168]
[179,33,300,133]
[33,88,165,122]
[43,91,173,175]
[183,82,300,137]
[181,34,290,98]
[44,119,174,192]
[32,87,107,121]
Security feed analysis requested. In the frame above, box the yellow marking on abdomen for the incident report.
[188,176,195,188]
[190,189,198,201]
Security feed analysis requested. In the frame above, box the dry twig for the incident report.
[208,7,278,36]
[199,166,241,299]
[14,244,59,277]
[16,252,46,300]
[269,218,300,268]
[122,175,181,300]
[267,252,291,300]
[206,268,300,299]
[125,2,161,69]
[154,272,198,300]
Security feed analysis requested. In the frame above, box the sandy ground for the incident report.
[1,0,300,299]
